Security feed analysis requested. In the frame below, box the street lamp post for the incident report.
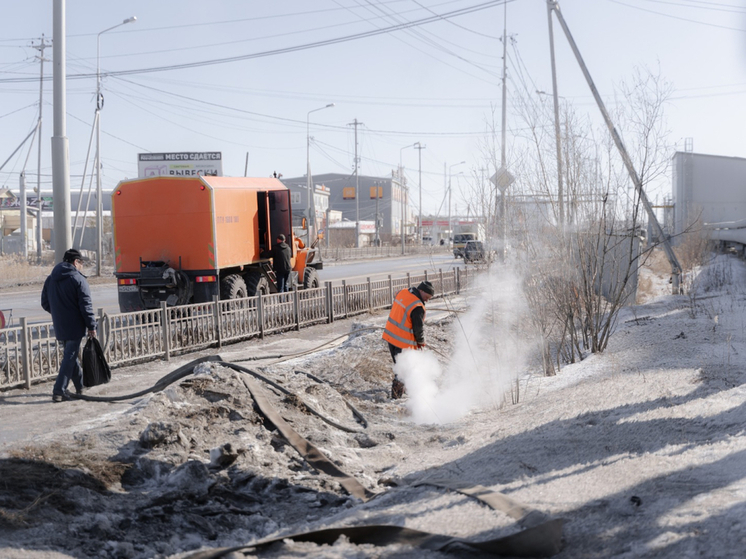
[399,143,417,254]
[448,161,466,246]
[414,142,425,245]
[306,103,334,244]
[96,16,136,276]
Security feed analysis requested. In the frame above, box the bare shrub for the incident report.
[0,253,54,289]
[676,227,711,273]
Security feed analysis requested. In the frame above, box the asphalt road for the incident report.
[1,253,462,324]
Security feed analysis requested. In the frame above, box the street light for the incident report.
[398,143,417,253]
[448,161,466,246]
[306,103,334,244]
[96,16,136,276]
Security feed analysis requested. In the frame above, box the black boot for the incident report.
[391,376,406,399]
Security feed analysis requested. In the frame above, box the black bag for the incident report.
[82,337,111,387]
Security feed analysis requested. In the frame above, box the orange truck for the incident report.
[111,175,322,312]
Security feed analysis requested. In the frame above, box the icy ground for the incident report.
[2,253,746,558]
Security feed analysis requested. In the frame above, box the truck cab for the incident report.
[453,233,476,258]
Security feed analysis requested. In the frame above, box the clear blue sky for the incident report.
[1,0,744,215]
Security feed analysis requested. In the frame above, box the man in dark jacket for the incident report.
[41,249,97,402]
[272,234,292,292]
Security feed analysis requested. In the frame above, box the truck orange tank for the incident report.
[111,176,321,312]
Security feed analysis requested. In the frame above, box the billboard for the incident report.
[138,152,223,178]
[0,195,53,209]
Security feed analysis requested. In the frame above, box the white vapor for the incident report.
[394,267,532,424]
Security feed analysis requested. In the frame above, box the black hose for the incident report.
[220,362,365,434]
[73,356,365,434]
[293,369,368,429]
[72,355,223,402]
[234,327,381,365]
[232,354,284,362]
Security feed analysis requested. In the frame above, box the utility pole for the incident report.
[448,178,452,246]
[443,162,446,243]
[500,3,508,261]
[20,172,28,260]
[349,119,362,248]
[500,1,508,171]
[415,142,425,244]
[548,1,682,292]
[52,0,72,263]
[307,103,334,244]
[547,0,564,227]
[96,16,136,276]
[374,181,380,246]
[448,162,466,248]
[32,35,50,263]
[399,165,406,254]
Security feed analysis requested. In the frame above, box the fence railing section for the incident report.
[0,267,468,390]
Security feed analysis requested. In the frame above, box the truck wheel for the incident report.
[220,274,247,300]
[245,271,270,296]
[303,267,320,289]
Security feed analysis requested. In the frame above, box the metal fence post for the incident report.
[367,277,372,312]
[424,269,428,283]
[342,280,348,318]
[293,289,300,331]
[456,267,461,294]
[97,308,108,358]
[406,272,411,288]
[257,294,265,339]
[388,274,394,306]
[160,302,171,361]
[20,317,30,389]
[439,268,444,295]
[212,296,222,348]
[326,281,334,323]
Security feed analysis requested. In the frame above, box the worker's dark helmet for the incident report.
[277,234,286,242]
[63,248,84,263]
[417,281,435,296]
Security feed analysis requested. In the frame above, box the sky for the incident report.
[1,0,745,217]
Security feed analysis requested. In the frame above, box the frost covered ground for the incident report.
[2,253,746,558]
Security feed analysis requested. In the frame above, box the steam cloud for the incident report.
[394,267,532,424]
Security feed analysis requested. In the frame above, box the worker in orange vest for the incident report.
[382,280,435,399]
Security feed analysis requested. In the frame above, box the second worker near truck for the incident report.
[382,280,435,399]
[270,234,292,292]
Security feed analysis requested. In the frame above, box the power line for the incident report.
[640,0,746,14]
[608,0,746,30]
[0,0,509,83]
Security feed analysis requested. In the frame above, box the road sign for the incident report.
[490,166,515,192]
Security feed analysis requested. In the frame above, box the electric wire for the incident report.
[0,0,512,83]
[607,0,746,30]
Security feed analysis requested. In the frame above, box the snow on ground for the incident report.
[2,253,746,558]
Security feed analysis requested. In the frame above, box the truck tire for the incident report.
[245,271,270,296]
[220,274,247,300]
[303,267,320,289]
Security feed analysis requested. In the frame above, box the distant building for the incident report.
[672,152,746,243]
[283,181,331,230]
[282,172,410,245]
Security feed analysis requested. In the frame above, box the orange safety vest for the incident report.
[382,288,425,349]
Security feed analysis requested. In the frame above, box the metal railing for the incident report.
[0,267,469,390]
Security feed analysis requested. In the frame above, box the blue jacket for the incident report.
[41,262,97,341]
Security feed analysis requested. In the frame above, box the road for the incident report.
[1,253,461,324]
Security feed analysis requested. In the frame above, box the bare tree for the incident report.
[509,66,675,370]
